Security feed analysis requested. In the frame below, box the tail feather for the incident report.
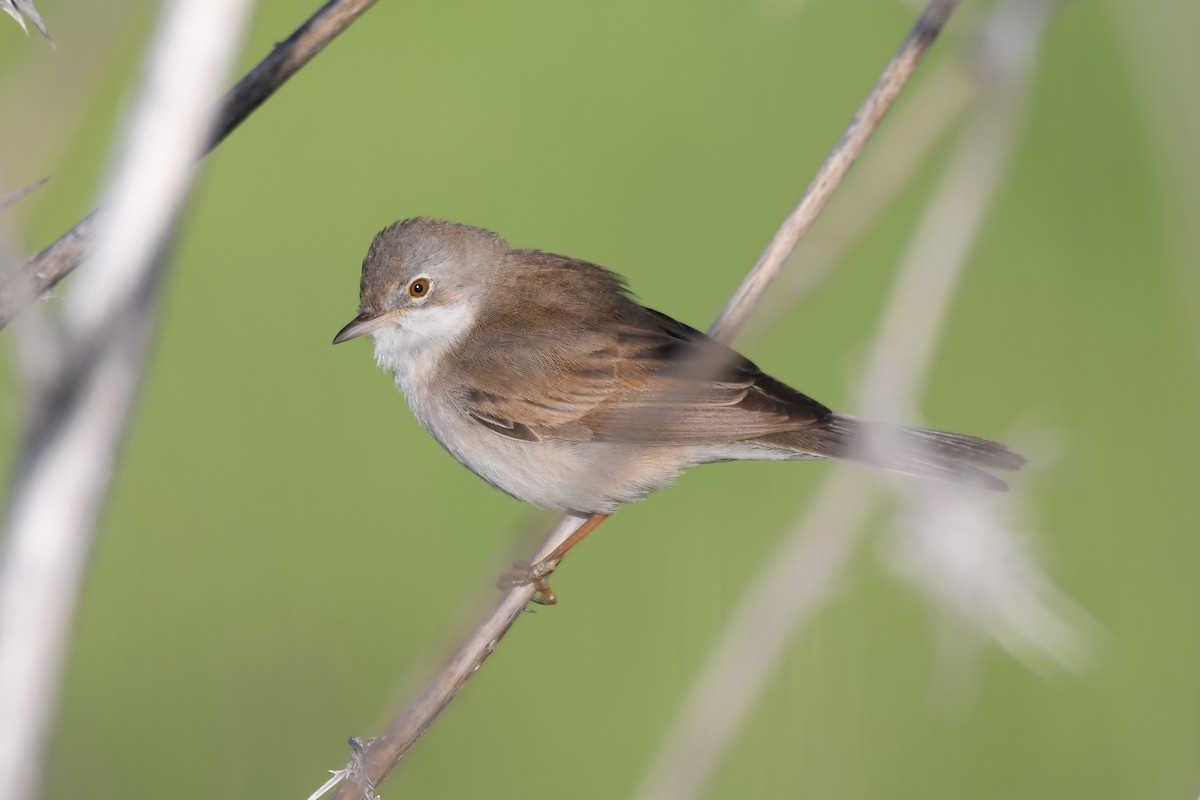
[768,413,1025,491]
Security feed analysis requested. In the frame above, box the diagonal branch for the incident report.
[0,4,256,799]
[0,0,379,331]
[1,0,51,42]
[0,3,380,800]
[634,2,1058,796]
[318,2,961,797]
[707,0,960,343]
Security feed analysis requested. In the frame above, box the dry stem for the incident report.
[0,3,380,799]
[634,2,1058,796]
[319,2,961,797]
[0,4,254,800]
[707,0,961,343]
[0,0,379,330]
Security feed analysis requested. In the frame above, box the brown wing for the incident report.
[454,305,832,445]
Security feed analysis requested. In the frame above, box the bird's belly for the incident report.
[402,387,689,514]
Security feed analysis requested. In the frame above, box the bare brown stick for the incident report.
[737,57,975,347]
[634,2,1058,796]
[0,4,255,799]
[0,0,379,331]
[317,3,960,798]
[1,0,51,42]
[708,0,960,343]
[0,179,47,212]
[323,514,588,799]
[207,0,376,149]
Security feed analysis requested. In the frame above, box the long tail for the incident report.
[768,413,1026,491]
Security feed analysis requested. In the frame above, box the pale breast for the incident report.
[403,397,694,513]
[370,303,701,513]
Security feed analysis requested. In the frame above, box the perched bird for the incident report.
[335,218,1023,599]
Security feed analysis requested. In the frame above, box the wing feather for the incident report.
[451,297,830,445]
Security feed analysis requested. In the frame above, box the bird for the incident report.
[334,218,1024,601]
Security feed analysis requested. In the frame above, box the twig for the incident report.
[0,0,379,331]
[207,0,376,148]
[707,0,961,343]
[634,2,1058,796]
[316,2,960,798]
[0,2,255,800]
[1,0,51,43]
[0,179,47,213]
[737,57,975,347]
[323,515,587,799]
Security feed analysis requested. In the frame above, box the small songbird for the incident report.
[334,218,1023,598]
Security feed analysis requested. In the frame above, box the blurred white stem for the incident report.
[866,0,1084,678]
[634,468,873,800]
[635,1,1057,797]
[0,2,254,800]
[859,0,1051,419]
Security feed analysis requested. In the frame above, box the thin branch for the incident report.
[1,0,51,43]
[0,0,379,331]
[316,2,960,797]
[323,514,588,799]
[737,57,975,347]
[0,2,255,800]
[634,2,1058,796]
[0,179,47,212]
[707,0,961,343]
[207,0,376,148]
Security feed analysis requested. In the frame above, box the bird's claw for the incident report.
[498,559,560,605]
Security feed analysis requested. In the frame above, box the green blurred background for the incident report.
[2,0,1198,797]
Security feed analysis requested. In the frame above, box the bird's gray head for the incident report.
[332,218,508,346]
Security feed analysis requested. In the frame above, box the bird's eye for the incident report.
[408,277,430,298]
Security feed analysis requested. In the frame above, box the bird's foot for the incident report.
[498,559,559,605]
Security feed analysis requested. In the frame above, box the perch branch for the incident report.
[318,2,960,797]
[634,2,1056,796]
[707,0,961,342]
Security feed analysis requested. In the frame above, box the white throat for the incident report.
[370,301,478,400]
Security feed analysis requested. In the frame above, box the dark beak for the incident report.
[333,312,385,345]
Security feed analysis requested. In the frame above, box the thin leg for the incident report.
[499,512,610,605]
[539,512,610,570]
